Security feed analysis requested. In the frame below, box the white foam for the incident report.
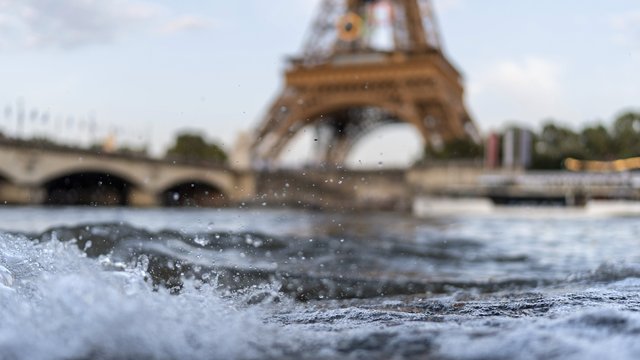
[0,234,275,359]
[0,264,13,288]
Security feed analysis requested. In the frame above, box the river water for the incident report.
[1,206,640,359]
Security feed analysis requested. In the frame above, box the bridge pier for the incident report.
[128,189,159,207]
[228,172,258,203]
[253,169,411,211]
[0,183,45,205]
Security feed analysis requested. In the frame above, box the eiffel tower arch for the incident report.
[251,0,480,167]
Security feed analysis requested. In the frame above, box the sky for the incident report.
[0,0,638,167]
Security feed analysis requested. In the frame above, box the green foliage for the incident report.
[419,111,640,169]
[166,133,227,164]
[118,145,148,156]
[530,111,640,169]
[581,124,613,159]
[25,136,61,147]
[87,143,103,152]
[531,122,585,169]
[424,137,483,160]
[611,112,640,158]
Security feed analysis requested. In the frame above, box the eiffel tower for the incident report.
[251,0,479,167]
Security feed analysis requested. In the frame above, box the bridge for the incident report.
[0,138,638,210]
[0,139,412,210]
[0,139,255,207]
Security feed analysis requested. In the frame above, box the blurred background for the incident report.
[0,0,638,168]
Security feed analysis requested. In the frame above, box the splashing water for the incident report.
[0,207,640,359]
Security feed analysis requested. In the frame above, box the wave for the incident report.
[17,223,539,300]
[4,222,640,359]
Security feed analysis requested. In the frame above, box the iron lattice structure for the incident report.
[251,0,479,166]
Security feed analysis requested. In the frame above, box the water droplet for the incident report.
[194,236,210,246]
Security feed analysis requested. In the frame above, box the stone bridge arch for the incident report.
[0,143,255,206]
[42,170,137,206]
[160,180,227,207]
[32,161,148,189]
[0,170,16,204]
[38,165,143,189]
[0,170,10,183]
[153,172,235,207]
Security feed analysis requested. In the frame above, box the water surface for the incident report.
[1,207,639,359]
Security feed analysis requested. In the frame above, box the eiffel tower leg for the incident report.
[252,90,310,163]
[324,135,351,166]
[264,111,308,161]
[259,95,304,140]
[396,100,431,145]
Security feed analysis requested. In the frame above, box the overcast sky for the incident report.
[0,0,638,166]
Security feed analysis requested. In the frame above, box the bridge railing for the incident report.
[0,138,229,170]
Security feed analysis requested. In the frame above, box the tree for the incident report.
[424,137,483,160]
[531,122,584,169]
[165,133,227,164]
[118,145,148,156]
[581,124,613,159]
[611,112,640,158]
